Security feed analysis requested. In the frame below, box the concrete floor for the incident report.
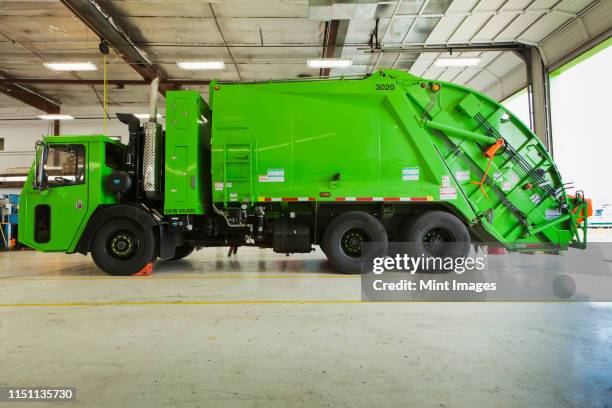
[1,239,612,407]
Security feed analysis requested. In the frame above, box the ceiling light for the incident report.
[177,60,225,70]
[43,62,97,71]
[434,58,481,67]
[307,58,353,69]
[37,114,74,120]
[134,113,163,120]
[0,176,27,182]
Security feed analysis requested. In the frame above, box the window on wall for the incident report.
[549,40,611,214]
[0,138,4,151]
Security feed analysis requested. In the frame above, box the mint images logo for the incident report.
[372,253,487,274]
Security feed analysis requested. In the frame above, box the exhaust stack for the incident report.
[148,77,159,123]
[142,77,162,199]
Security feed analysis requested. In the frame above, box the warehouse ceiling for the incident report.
[0,0,609,111]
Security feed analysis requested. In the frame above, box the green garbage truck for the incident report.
[18,69,589,275]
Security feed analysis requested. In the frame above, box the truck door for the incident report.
[25,143,89,251]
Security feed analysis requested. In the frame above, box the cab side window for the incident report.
[45,144,86,188]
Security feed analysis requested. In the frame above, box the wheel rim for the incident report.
[340,229,370,258]
[106,230,138,260]
[422,227,454,257]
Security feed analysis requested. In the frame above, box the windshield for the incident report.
[44,144,86,187]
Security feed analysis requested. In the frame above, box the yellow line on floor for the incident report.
[1,274,357,281]
[0,299,363,308]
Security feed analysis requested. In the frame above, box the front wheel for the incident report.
[91,217,157,275]
[322,211,388,274]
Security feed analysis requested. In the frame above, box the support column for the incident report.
[523,47,553,154]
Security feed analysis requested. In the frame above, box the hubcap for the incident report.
[340,229,369,258]
[422,228,453,257]
[107,230,138,259]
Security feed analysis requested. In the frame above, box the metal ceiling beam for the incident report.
[209,3,242,81]
[0,79,211,86]
[0,71,60,113]
[320,20,341,77]
[59,0,178,95]
[363,43,528,54]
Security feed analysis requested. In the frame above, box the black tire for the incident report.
[398,211,470,271]
[91,217,157,276]
[168,244,195,261]
[322,211,388,274]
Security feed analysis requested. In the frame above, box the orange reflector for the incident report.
[214,85,220,91]
[569,195,593,224]
[319,192,331,198]
[432,83,441,91]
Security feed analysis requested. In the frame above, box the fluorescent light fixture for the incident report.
[37,114,74,120]
[307,58,353,69]
[43,62,97,71]
[177,60,225,70]
[0,176,27,182]
[134,113,163,120]
[434,57,481,67]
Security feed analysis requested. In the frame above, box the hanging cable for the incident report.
[103,53,108,134]
[99,40,110,135]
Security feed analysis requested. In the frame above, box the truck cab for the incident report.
[19,136,122,253]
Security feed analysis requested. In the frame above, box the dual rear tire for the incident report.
[398,210,471,260]
[322,211,388,274]
[322,210,471,274]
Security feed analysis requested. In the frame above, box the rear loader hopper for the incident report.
[18,69,589,275]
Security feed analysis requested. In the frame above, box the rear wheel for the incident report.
[91,217,157,276]
[399,211,470,270]
[168,244,195,261]
[322,211,388,274]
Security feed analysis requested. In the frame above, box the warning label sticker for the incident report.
[214,182,232,190]
[259,168,285,183]
[455,170,470,182]
[402,167,419,181]
[441,175,451,187]
[440,187,457,200]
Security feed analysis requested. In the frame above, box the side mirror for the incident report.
[33,141,48,190]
